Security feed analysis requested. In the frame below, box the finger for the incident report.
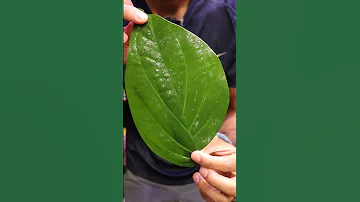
[193,172,224,202]
[193,173,215,202]
[201,135,235,155]
[123,32,128,43]
[198,187,216,202]
[200,192,215,202]
[199,167,236,197]
[193,173,234,202]
[123,39,129,64]
[124,22,134,38]
[123,0,133,6]
[191,151,236,173]
[123,4,148,24]
[123,22,134,64]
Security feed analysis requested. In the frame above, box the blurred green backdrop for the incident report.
[237,0,360,201]
[0,1,123,201]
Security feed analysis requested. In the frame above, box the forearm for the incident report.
[219,108,236,146]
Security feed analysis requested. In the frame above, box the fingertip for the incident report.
[199,167,209,178]
[135,9,148,23]
[124,5,147,24]
[191,151,201,163]
[193,172,201,184]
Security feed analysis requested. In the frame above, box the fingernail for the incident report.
[135,10,147,21]
[199,167,208,178]
[191,151,201,163]
[193,173,200,184]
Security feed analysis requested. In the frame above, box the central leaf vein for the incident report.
[133,31,192,139]
[132,85,192,153]
[168,28,188,117]
[188,53,209,132]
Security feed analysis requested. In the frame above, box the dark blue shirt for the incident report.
[124,0,236,185]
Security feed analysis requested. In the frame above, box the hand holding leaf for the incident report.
[191,136,236,202]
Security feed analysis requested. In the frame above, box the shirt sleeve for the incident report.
[222,0,236,88]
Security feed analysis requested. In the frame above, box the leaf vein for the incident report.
[145,18,184,118]
[192,92,224,139]
[132,85,192,153]
[135,25,192,137]
[168,29,188,119]
[188,54,209,132]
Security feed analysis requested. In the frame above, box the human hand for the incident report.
[123,0,148,64]
[191,136,236,202]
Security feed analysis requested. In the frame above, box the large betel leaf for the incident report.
[125,14,229,167]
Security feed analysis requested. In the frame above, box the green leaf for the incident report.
[125,14,229,167]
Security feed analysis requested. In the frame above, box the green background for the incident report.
[0,1,123,201]
[237,0,360,201]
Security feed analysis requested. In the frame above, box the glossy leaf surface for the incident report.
[125,14,229,167]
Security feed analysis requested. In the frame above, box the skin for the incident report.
[123,0,148,64]
[191,136,236,202]
[123,1,237,201]
[145,0,190,19]
[220,88,236,146]
[191,88,236,202]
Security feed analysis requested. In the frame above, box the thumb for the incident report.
[191,150,236,172]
